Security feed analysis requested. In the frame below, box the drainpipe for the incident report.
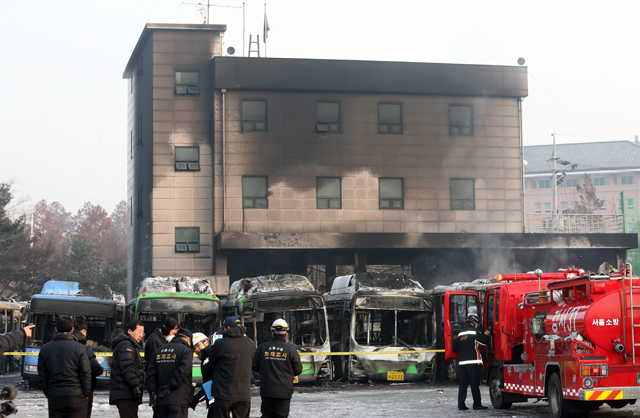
[222,89,227,232]
[519,97,526,233]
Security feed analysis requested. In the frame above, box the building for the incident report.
[122,24,636,298]
[524,140,640,233]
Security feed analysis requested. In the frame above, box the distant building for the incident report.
[524,140,640,233]
[122,24,636,298]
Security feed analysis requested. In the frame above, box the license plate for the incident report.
[387,371,404,381]
[293,376,298,384]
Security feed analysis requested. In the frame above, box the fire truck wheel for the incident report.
[488,369,511,409]
[548,372,574,418]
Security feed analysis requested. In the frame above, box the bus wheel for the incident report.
[548,372,572,418]
[489,369,511,409]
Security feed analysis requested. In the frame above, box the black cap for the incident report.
[223,316,241,328]
[176,328,193,341]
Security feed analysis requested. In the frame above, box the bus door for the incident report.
[444,290,480,360]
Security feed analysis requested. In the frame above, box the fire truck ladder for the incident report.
[626,269,640,364]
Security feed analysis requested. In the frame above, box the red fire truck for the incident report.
[444,263,640,418]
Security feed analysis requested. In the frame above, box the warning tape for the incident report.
[5,349,444,357]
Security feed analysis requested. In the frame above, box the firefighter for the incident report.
[457,314,491,411]
[110,320,145,418]
[189,333,211,410]
[146,329,194,418]
[145,318,180,370]
[201,316,255,418]
[252,319,302,418]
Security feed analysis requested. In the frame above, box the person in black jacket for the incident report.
[73,319,104,418]
[457,314,491,411]
[144,318,180,371]
[189,333,211,410]
[110,320,145,418]
[252,319,302,418]
[0,324,34,357]
[37,315,91,418]
[147,329,194,418]
[201,316,255,418]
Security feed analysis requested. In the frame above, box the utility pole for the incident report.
[552,132,558,217]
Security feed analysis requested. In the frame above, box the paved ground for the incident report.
[5,375,640,417]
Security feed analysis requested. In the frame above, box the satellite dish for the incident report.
[517,57,525,66]
[195,6,207,20]
[227,47,235,56]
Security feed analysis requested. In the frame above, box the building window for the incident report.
[175,227,200,253]
[242,100,267,132]
[175,71,199,95]
[317,177,341,209]
[449,105,473,136]
[379,178,404,209]
[616,175,638,185]
[562,178,581,188]
[316,102,340,133]
[572,200,578,209]
[562,201,569,211]
[593,177,609,187]
[600,200,606,212]
[450,178,475,210]
[175,146,200,171]
[533,180,552,189]
[535,225,542,232]
[629,222,636,232]
[544,202,551,214]
[629,198,635,210]
[378,103,402,134]
[618,198,622,211]
[242,176,268,208]
[534,202,541,214]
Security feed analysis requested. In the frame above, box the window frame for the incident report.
[449,105,474,136]
[316,102,341,133]
[379,178,404,209]
[629,198,635,211]
[534,202,541,214]
[241,100,268,132]
[175,71,200,95]
[316,177,342,209]
[593,177,609,187]
[544,201,551,214]
[377,103,403,135]
[242,176,269,209]
[175,227,200,253]
[450,178,475,211]
[174,146,200,172]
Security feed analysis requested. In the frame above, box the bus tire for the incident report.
[488,369,511,409]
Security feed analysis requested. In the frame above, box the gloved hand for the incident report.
[132,387,141,400]
[190,389,205,410]
[157,386,170,398]
[149,393,157,408]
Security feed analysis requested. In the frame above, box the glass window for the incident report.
[317,177,341,209]
[175,227,200,253]
[544,202,551,214]
[629,198,635,210]
[534,202,541,214]
[379,178,404,209]
[174,146,200,171]
[534,180,552,189]
[563,178,581,188]
[242,100,267,132]
[562,201,569,210]
[242,176,268,208]
[629,222,636,232]
[450,178,475,210]
[378,103,402,134]
[593,177,609,187]
[618,198,622,211]
[572,200,578,209]
[449,105,473,136]
[316,103,340,133]
[600,200,606,212]
[175,71,199,95]
[616,176,638,185]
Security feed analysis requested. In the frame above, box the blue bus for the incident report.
[23,281,119,387]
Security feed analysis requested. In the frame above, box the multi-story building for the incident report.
[122,24,636,298]
[524,140,640,233]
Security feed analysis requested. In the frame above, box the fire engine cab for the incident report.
[444,263,640,418]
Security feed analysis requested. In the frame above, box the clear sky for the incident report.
[1,0,638,214]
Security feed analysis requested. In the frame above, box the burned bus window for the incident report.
[354,309,432,347]
[244,307,327,347]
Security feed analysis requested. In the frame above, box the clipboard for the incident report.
[202,380,215,405]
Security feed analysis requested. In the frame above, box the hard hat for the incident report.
[271,318,289,334]
[467,314,480,323]
[192,332,208,346]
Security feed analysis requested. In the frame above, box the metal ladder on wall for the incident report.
[624,264,640,364]
[248,34,260,57]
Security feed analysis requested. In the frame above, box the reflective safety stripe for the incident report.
[459,360,482,365]
[458,331,477,337]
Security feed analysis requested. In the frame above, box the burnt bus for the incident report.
[324,273,436,382]
[222,274,331,382]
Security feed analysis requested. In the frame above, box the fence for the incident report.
[525,213,623,233]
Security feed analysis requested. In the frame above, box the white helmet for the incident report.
[271,319,289,334]
[192,332,208,346]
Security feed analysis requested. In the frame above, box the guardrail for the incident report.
[525,213,623,233]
